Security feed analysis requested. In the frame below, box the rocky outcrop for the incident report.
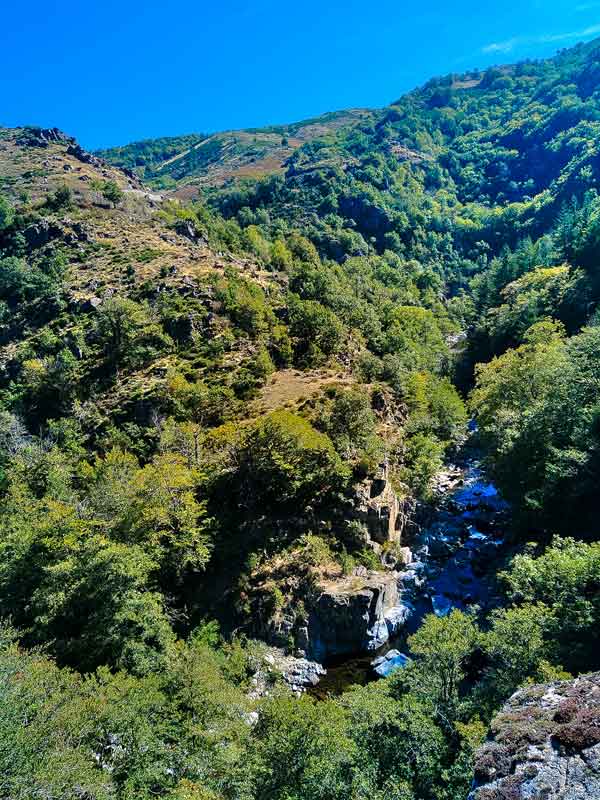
[66,142,107,169]
[304,570,411,662]
[248,647,327,698]
[243,449,419,663]
[352,464,401,544]
[17,127,75,148]
[23,218,91,250]
[470,673,600,800]
[247,558,414,665]
[348,461,416,551]
[174,218,208,244]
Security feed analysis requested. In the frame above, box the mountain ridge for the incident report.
[98,36,600,202]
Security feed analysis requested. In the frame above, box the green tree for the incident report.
[46,184,72,210]
[96,296,172,373]
[483,604,555,702]
[250,695,356,800]
[341,681,446,799]
[0,195,14,230]
[502,537,600,673]
[288,294,345,366]
[234,411,349,513]
[322,388,382,463]
[101,179,124,207]
[384,306,449,373]
[405,610,480,712]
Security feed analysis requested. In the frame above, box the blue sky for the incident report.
[2,0,600,149]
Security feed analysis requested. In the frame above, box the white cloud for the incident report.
[539,23,600,43]
[482,38,520,54]
[481,23,600,55]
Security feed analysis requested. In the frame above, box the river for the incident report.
[311,429,510,697]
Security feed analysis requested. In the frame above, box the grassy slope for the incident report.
[98,109,374,192]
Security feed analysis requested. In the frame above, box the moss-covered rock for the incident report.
[471,673,600,800]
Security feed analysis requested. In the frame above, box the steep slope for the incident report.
[0,126,260,296]
[200,37,600,273]
[102,39,600,274]
[0,126,277,432]
[93,38,600,538]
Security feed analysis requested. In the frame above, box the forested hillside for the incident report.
[0,37,599,800]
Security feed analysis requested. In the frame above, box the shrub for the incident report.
[473,743,512,784]
[553,708,600,751]
[46,184,72,210]
[101,180,124,207]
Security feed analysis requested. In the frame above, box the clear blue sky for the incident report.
[2,0,600,149]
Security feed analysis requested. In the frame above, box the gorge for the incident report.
[1,30,600,800]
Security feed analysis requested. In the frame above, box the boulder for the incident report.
[23,219,65,249]
[372,649,410,678]
[174,218,206,243]
[247,647,327,698]
[23,218,90,250]
[281,657,327,693]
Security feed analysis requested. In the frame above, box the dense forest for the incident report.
[0,36,599,800]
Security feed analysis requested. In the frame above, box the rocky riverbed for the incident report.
[310,431,511,695]
[406,449,509,632]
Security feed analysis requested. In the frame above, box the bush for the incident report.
[553,708,600,751]
[101,180,124,207]
[46,184,72,210]
[0,195,14,230]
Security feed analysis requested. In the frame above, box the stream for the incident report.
[311,429,510,697]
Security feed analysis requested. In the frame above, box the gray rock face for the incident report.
[349,462,415,546]
[470,673,600,800]
[306,571,405,661]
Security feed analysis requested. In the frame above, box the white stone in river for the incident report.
[468,528,487,541]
